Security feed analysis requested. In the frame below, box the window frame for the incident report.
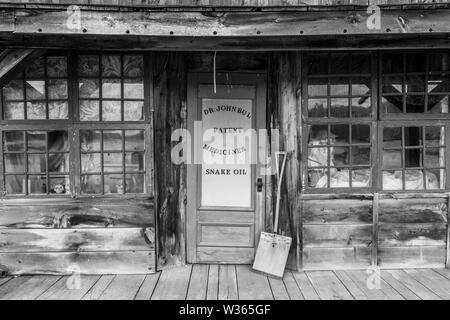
[302,51,379,193]
[379,50,450,120]
[377,120,450,192]
[0,51,154,199]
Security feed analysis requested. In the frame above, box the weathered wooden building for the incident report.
[0,0,450,275]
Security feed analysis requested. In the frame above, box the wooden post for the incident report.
[446,194,450,268]
[153,52,188,269]
[372,193,379,267]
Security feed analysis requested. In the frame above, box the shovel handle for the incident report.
[274,151,287,233]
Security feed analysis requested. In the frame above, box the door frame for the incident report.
[186,71,267,263]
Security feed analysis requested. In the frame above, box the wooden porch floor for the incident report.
[1,265,450,300]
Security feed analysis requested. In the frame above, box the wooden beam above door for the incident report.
[2,8,450,38]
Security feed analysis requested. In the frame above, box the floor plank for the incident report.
[81,275,115,300]
[433,268,450,281]
[282,271,304,300]
[187,264,209,300]
[99,275,146,300]
[334,270,368,300]
[134,273,161,300]
[206,264,219,300]
[218,265,238,300]
[292,272,320,300]
[38,275,99,300]
[0,277,12,287]
[404,269,450,300]
[236,265,273,300]
[0,276,61,300]
[306,271,353,300]
[268,277,290,300]
[344,270,389,300]
[380,271,420,300]
[386,270,441,300]
[152,266,192,300]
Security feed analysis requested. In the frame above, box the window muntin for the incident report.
[382,125,445,190]
[381,52,450,115]
[307,123,372,189]
[305,52,374,190]
[3,130,70,195]
[80,129,146,194]
[78,54,145,122]
[0,51,151,198]
[2,55,69,120]
[306,52,372,119]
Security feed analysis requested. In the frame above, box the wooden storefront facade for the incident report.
[0,1,450,275]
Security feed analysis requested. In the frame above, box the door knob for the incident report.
[257,178,263,192]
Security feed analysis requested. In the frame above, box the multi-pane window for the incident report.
[3,130,69,194]
[307,124,372,188]
[78,54,145,121]
[307,52,373,119]
[2,55,69,120]
[80,129,146,195]
[305,52,375,190]
[382,125,446,190]
[1,51,151,198]
[381,52,449,115]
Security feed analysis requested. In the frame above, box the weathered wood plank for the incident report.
[306,271,354,300]
[207,264,219,300]
[380,270,420,300]
[81,275,115,300]
[236,265,273,300]
[292,272,320,300]
[218,265,238,300]
[378,223,447,247]
[37,275,100,300]
[99,275,146,300]
[302,200,372,225]
[378,198,447,224]
[386,270,440,300]
[303,247,372,270]
[404,269,450,300]
[153,52,186,268]
[0,251,155,275]
[303,225,372,248]
[268,277,290,300]
[186,264,209,300]
[151,265,192,300]
[0,201,154,228]
[11,9,450,37]
[188,52,267,73]
[334,270,368,300]
[0,275,61,300]
[433,268,450,281]
[134,273,161,300]
[378,246,446,268]
[197,247,254,264]
[0,228,155,252]
[0,277,11,287]
[282,271,304,300]
[344,270,389,300]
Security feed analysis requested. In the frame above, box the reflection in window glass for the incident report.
[80,130,146,194]
[2,55,69,120]
[307,124,372,188]
[382,125,445,190]
[3,130,70,195]
[78,54,145,122]
[382,52,450,115]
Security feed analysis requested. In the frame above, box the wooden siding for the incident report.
[377,198,448,268]
[0,0,449,8]
[302,198,373,270]
[0,199,156,275]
